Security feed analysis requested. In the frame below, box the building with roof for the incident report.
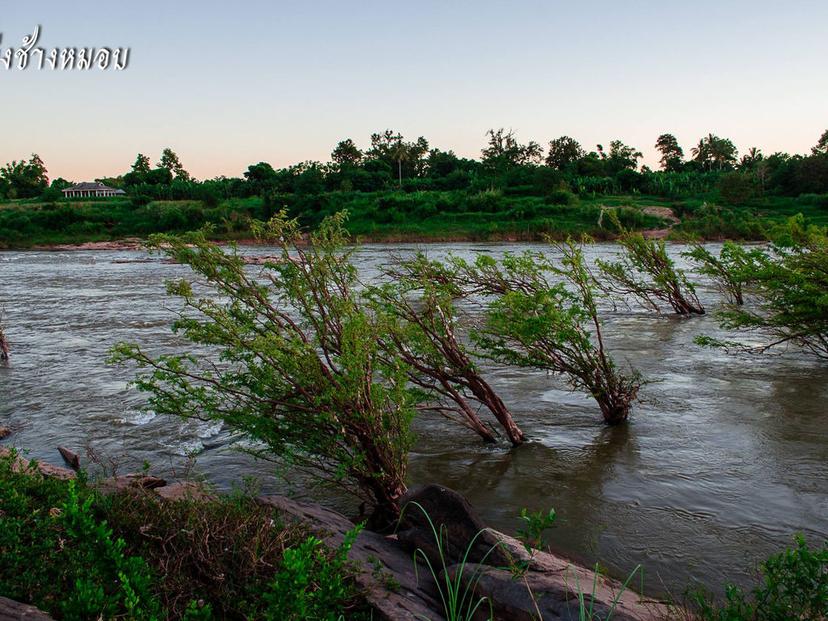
[62,182,126,198]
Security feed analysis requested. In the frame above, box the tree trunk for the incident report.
[366,478,407,531]
[596,392,631,425]
[441,380,498,444]
[465,375,525,446]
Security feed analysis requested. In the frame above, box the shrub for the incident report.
[718,172,757,205]
[545,189,577,205]
[262,528,365,621]
[0,451,162,619]
[0,450,371,620]
[695,535,827,621]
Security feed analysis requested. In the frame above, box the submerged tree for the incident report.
[684,241,757,306]
[698,217,828,359]
[368,254,525,446]
[451,242,642,425]
[597,213,705,315]
[111,212,417,526]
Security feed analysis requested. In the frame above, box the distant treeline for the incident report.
[3,129,828,205]
[1,129,827,246]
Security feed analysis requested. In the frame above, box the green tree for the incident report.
[654,134,684,171]
[698,217,828,359]
[685,241,756,305]
[112,212,418,526]
[482,128,543,167]
[368,254,525,445]
[0,154,49,199]
[597,212,705,315]
[606,140,643,174]
[692,133,738,171]
[739,147,763,170]
[545,136,584,171]
[812,129,828,156]
[131,153,151,175]
[159,148,191,181]
[451,242,642,425]
[331,138,363,167]
[244,162,277,195]
[366,130,429,185]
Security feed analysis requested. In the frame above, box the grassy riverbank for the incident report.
[1,190,826,248]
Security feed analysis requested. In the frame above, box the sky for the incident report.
[1,0,827,181]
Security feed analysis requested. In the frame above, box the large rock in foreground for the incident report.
[0,597,53,621]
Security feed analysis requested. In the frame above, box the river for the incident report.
[1,242,826,600]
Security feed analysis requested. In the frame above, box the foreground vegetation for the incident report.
[1,450,825,621]
[0,450,369,620]
[1,128,828,247]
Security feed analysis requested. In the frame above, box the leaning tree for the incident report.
[597,212,705,315]
[112,212,418,527]
[451,241,642,425]
[368,253,525,446]
[697,217,828,359]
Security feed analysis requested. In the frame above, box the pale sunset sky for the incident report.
[1,0,826,181]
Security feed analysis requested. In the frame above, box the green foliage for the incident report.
[684,241,757,305]
[262,527,368,621]
[367,253,524,445]
[597,212,705,315]
[0,451,161,620]
[0,450,370,620]
[452,240,641,424]
[111,212,417,523]
[695,535,827,621]
[698,216,828,358]
[516,508,557,554]
[718,172,758,205]
[0,154,49,199]
[512,508,558,577]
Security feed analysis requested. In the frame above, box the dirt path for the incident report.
[641,206,680,239]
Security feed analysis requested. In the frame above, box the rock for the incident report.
[258,495,445,621]
[57,447,80,471]
[155,481,216,502]
[0,596,54,620]
[0,448,75,480]
[445,563,669,621]
[0,427,11,439]
[396,484,513,568]
[95,474,167,494]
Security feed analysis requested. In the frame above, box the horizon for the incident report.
[2,1,827,181]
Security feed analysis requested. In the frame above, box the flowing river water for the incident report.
[1,242,826,600]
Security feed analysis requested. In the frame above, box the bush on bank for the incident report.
[0,450,370,620]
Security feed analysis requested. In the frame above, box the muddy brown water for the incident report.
[1,243,826,599]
